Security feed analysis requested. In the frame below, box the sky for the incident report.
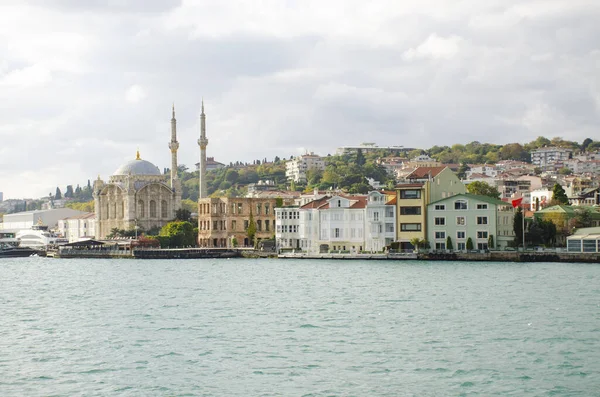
[1,0,599,199]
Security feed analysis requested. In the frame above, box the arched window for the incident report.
[161,200,168,218]
[111,203,116,219]
[150,200,157,218]
[138,200,145,218]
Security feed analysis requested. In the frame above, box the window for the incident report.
[435,231,446,239]
[150,200,157,218]
[334,228,340,238]
[477,243,489,250]
[434,204,445,210]
[401,223,422,231]
[244,220,249,230]
[456,216,465,226]
[457,242,466,250]
[161,200,168,218]
[400,190,421,199]
[385,223,394,232]
[477,203,488,209]
[256,203,262,215]
[435,242,446,250]
[434,217,445,226]
[232,220,237,231]
[237,203,243,214]
[477,231,488,239]
[265,220,270,231]
[373,212,379,221]
[386,207,394,217]
[477,216,488,225]
[265,204,270,215]
[257,220,262,231]
[400,206,421,215]
[457,231,466,239]
[137,200,145,218]
[454,200,467,210]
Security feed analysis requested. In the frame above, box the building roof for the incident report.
[113,156,161,176]
[63,212,96,220]
[405,166,447,179]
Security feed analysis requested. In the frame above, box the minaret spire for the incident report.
[198,100,208,199]
[169,103,179,189]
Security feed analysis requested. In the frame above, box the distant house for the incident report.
[195,157,225,171]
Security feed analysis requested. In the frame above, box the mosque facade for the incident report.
[93,106,183,239]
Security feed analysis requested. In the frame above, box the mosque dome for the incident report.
[113,151,161,176]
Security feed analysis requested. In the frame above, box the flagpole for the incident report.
[522,205,525,251]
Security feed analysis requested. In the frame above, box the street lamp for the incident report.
[134,219,139,239]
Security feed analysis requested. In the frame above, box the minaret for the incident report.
[197,99,208,198]
[168,103,179,189]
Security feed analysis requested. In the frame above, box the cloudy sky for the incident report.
[1,0,599,199]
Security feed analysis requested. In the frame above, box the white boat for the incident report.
[15,226,68,249]
[0,231,21,247]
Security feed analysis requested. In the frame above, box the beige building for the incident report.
[197,197,294,247]
[93,106,183,239]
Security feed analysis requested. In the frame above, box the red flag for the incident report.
[511,197,523,208]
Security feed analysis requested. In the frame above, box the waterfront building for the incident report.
[1,208,86,231]
[530,147,573,170]
[285,152,326,183]
[93,106,183,239]
[276,191,396,254]
[395,167,466,251]
[57,212,96,242]
[566,227,600,252]
[197,197,294,247]
[427,193,514,251]
[569,187,600,206]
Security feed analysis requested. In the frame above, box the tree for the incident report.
[581,138,594,151]
[159,221,196,248]
[466,237,474,250]
[487,235,494,249]
[528,217,556,247]
[457,162,469,179]
[513,207,523,247]
[558,167,572,175]
[466,181,501,199]
[175,208,192,222]
[356,149,366,166]
[571,207,593,229]
[55,187,62,200]
[246,210,257,246]
[551,183,569,205]
[64,185,74,198]
[446,236,453,250]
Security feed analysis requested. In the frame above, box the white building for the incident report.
[564,159,600,174]
[530,147,573,170]
[285,153,326,183]
[275,191,396,253]
[530,188,553,211]
[0,208,86,231]
[465,165,498,179]
[57,212,96,242]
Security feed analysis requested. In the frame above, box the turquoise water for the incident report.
[1,258,599,396]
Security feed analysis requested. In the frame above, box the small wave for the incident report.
[154,352,183,358]
[299,324,320,328]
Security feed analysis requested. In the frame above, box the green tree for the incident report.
[570,207,592,229]
[356,149,366,166]
[487,235,494,249]
[466,181,501,199]
[558,167,572,175]
[551,183,569,205]
[175,208,192,222]
[446,236,453,250]
[513,207,523,247]
[246,210,257,246]
[64,185,74,198]
[466,237,474,250]
[55,187,62,200]
[160,221,196,247]
[457,162,469,179]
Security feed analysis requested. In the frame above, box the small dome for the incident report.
[113,157,161,176]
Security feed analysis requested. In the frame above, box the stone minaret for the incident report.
[197,100,208,198]
[168,103,179,189]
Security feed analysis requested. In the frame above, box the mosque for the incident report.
[93,103,208,239]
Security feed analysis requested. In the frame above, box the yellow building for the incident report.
[395,167,466,251]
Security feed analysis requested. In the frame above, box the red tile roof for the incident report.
[406,166,446,179]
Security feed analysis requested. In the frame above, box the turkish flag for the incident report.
[511,197,523,208]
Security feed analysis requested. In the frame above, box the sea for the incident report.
[1,258,599,396]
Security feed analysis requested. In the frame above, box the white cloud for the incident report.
[403,34,464,61]
[0,64,52,87]
[1,0,600,198]
[125,85,147,103]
